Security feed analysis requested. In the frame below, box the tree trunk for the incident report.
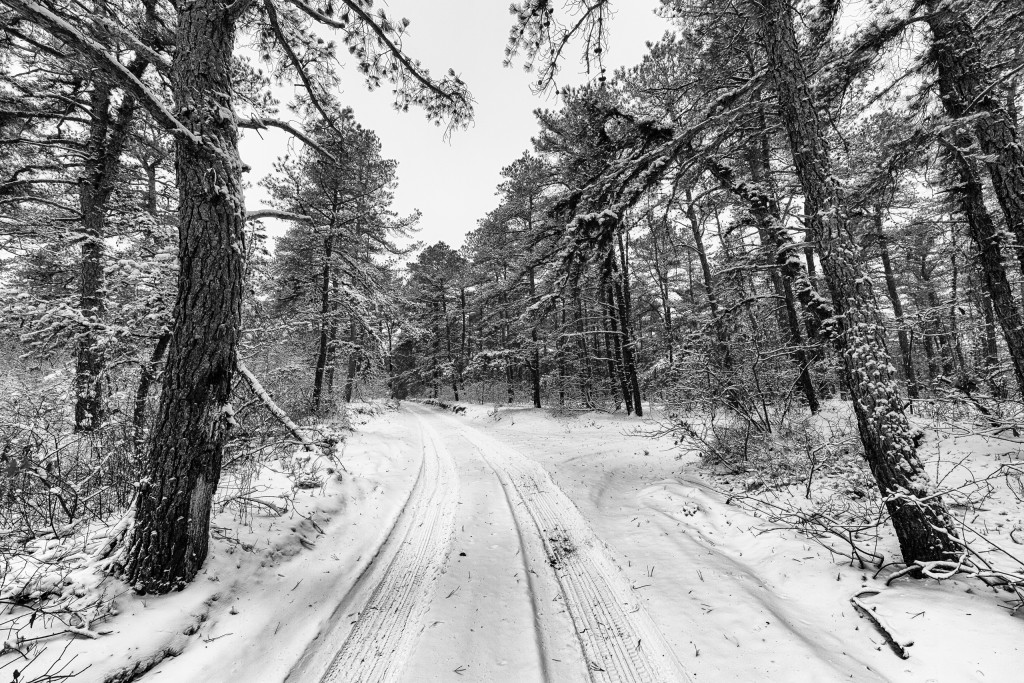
[876,219,920,399]
[312,234,333,411]
[947,143,1024,398]
[125,0,244,593]
[976,284,1003,396]
[557,301,567,405]
[758,0,960,564]
[528,266,542,408]
[926,2,1024,275]
[76,156,107,431]
[611,241,643,416]
[75,78,140,430]
[343,313,358,403]
[685,190,731,368]
[744,123,820,412]
[575,292,595,407]
[600,261,630,413]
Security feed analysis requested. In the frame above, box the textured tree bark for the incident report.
[875,219,920,400]
[124,0,244,593]
[926,1,1024,275]
[947,144,1024,398]
[704,156,830,346]
[758,0,960,564]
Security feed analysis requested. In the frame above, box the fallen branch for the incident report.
[236,361,317,452]
[850,591,911,659]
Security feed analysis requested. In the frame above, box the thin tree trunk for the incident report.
[529,266,542,408]
[949,250,969,376]
[576,292,595,407]
[600,261,629,412]
[876,218,920,399]
[558,300,567,406]
[312,234,334,411]
[238,362,316,450]
[343,313,358,403]
[685,190,731,368]
[611,240,643,416]
[758,0,960,564]
[947,143,1024,398]
[125,0,244,593]
[976,284,1003,396]
[75,77,140,430]
[744,121,820,412]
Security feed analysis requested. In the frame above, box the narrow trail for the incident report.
[445,411,689,683]
[287,412,458,683]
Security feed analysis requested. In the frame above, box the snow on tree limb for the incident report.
[237,360,318,452]
[285,0,474,127]
[0,0,200,144]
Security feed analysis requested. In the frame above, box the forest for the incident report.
[1,0,1023,681]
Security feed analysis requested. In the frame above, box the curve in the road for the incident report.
[454,419,690,683]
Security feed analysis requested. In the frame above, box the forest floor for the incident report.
[3,401,1023,682]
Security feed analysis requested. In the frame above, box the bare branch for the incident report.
[238,116,339,164]
[246,208,312,222]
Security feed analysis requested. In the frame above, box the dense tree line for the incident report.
[393,0,1024,565]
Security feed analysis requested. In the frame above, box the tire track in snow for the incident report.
[453,418,689,683]
[292,413,458,683]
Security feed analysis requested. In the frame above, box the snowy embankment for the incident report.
[0,403,421,683]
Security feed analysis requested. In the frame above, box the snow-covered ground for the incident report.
[3,401,1022,682]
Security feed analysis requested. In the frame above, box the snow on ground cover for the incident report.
[439,400,1023,682]
[5,400,1021,682]
[1,405,422,683]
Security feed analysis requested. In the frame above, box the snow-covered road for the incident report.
[290,404,686,682]
[143,402,1021,683]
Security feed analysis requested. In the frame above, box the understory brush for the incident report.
[667,400,1024,613]
[0,362,357,679]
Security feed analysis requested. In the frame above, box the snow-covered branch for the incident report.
[237,361,318,452]
[0,0,199,144]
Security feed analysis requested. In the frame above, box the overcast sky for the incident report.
[240,0,670,251]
